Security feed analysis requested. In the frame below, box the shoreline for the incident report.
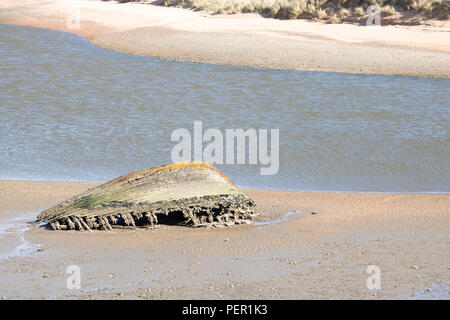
[0,179,448,299]
[1,178,448,195]
[1,0,449,78]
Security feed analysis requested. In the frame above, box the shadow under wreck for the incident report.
[36,162,258,230]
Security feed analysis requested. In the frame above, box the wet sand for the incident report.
[0,180,448,299]
[0,0,449,77]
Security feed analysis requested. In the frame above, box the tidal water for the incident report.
[0,23,449,192]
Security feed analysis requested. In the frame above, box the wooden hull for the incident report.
[36,162,257,230]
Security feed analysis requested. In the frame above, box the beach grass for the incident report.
[123,0,449,24]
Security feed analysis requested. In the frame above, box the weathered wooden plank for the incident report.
[36,162,257,230]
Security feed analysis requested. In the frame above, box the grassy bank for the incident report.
[123,0,449,25]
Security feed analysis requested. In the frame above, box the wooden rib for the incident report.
[80,218,92,232]
[127,213,136,228]
[66,217,75,230]
[109,215,117,224]
[102,217,113,231]
[72,216,84,231]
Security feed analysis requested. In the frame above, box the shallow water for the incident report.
[0,23,449,192]
[253,210,306,226]
[0,211,41,260]
[409,282,450,300]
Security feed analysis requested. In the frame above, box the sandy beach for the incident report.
[0,0,449,77]
[0,179,448,299]
[0,0,449,301]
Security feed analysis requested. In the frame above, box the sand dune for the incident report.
[0,0,449,77]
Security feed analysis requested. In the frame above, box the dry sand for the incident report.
[0,0,449,77]
[0,180,448,299]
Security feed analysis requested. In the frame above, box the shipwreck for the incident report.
[36,162,257,231]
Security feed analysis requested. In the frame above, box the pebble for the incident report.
[42,273,50,278]
[411,265,419,270]
[117,292,124,296]
[311,211,317,215]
